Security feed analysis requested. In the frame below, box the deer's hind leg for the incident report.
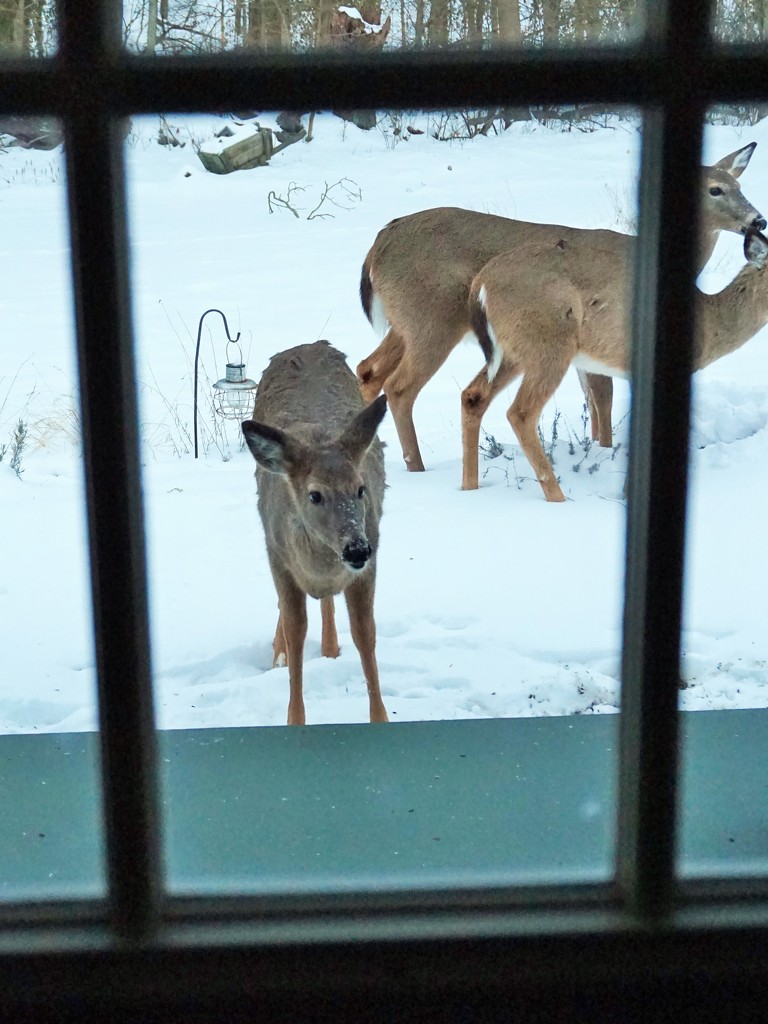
[320,595,340,658]
[384,324,466,473]
[344,573,388,724]
[461,361,520,491]
[507,341,576,503]
[357,328,405,404]
[579,370,614,447]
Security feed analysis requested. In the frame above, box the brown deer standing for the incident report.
[242,341,389,725]
[461,229,768,502]
[357,143,765,464]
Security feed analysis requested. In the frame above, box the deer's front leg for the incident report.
[275,577,308,726]
[344,573,388,724]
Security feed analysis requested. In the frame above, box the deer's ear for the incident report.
[745,231,768,269]
[713,142,756,179]
[242,421,296,475]
[338,395,388,463]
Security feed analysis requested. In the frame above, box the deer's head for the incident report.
[242,395,387,572]
[702,142,766,238]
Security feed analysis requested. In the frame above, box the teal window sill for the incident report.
[0,710,765,902]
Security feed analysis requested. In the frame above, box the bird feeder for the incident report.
[212,347,257,420]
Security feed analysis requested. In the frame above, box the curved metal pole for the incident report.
[194,308,241,459]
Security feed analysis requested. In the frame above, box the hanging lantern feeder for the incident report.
[212,345,258,420]
[193,308,257,459]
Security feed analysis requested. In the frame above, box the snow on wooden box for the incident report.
[198,122,274,175]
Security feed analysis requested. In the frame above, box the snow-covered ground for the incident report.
[2,111,768,733]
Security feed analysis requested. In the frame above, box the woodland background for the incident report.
[1,1,766,151]
[0,0,766,58]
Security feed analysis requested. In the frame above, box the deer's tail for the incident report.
[360,257,374,324]
[468,285,502,383]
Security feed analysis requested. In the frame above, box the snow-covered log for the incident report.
[197,122,274,174]
[329,4,390,131]
[330,5,391,48]
[0,116,61,150]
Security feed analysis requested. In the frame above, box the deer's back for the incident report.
[254,340,366,433]
[367,208,628,323]
[475,238,630,370]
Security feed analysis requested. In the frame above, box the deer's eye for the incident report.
[357,485,366,499]
[308,491,323,505]
[709,186,723,196]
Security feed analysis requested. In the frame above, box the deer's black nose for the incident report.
[343,542,372,570]
[753,215,767,232]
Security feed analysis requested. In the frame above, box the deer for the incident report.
[357,143,765,467]
[241,341,389,725]
[460,228,768,502]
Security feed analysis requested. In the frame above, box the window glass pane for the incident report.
[121,0,644,54]
[679,115,768,879]
[712,1,768,44]
[126,107,639,893]
[0,118,105,901]
[0,1,55,57]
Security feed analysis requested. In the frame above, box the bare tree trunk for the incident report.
[542,0,559,44]
[473,0,486,39]
[0,0,50,54]
[12,0,24,53]
[464,0,484,41]
[414,0,425,45]
[313,0,335,46]
[763,0,768,39]
[266,0,287,47]
[575,0,599,42]
[248,0,287,48]
[145,0,158,53]
[33,0,46,54]
[247,0,258,45]
[427,0,449,45]
[496,0,520,42]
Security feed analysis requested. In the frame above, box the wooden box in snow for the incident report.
[198,123,274,174]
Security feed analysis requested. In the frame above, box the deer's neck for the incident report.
[696,229,719,275]
[697,263,768,370]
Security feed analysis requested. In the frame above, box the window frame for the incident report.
[1,0,768,1016]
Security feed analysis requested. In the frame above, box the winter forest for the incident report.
[0,0,766,55]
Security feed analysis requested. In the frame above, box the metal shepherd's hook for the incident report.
[193,308,241,459]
